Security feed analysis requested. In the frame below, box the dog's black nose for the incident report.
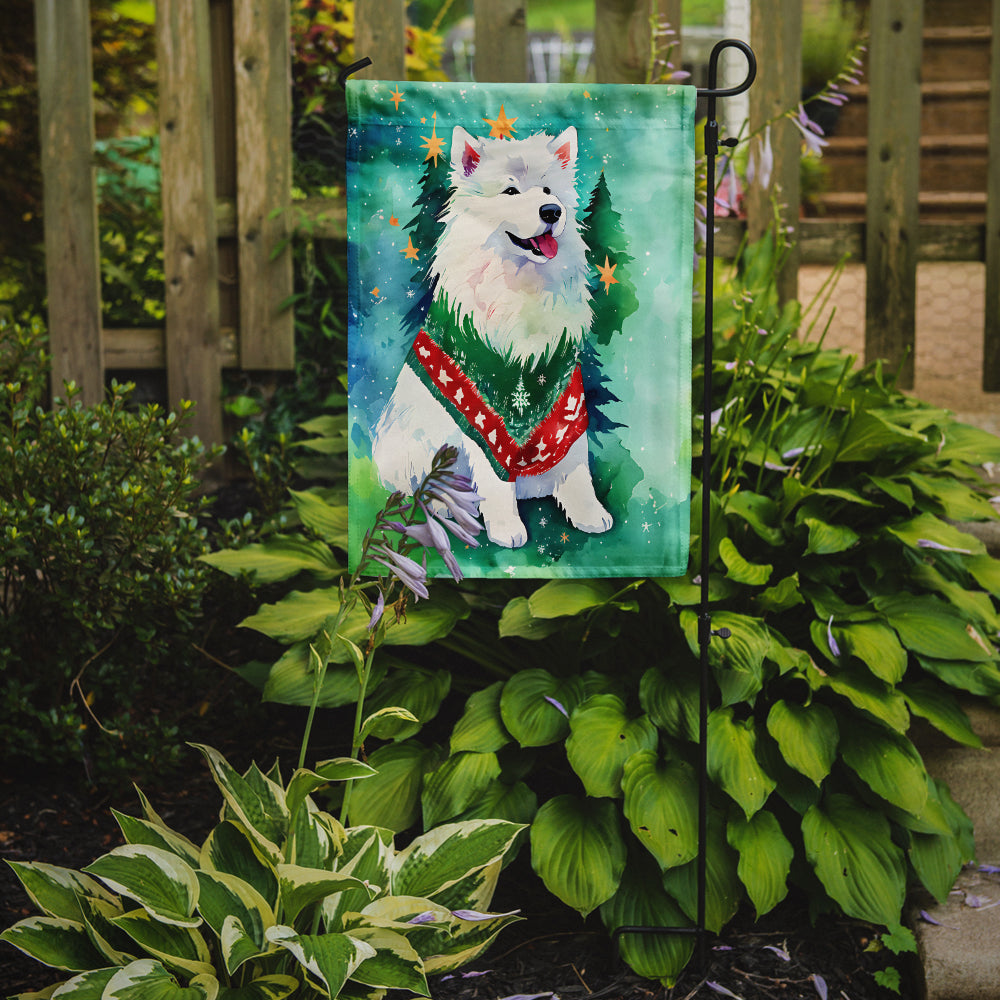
[539,203,561,224]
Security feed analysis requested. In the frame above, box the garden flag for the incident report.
[346,80,696,578]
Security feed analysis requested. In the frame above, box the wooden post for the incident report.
[354,0,406,80]
[34,0,104,405]
[983,0,1000,390]
[746,0,801,305]
[474,0,527,83]
[594,0,654,84]
[864,0,923,389]
[157,0,223,444]
[233,0,294,369]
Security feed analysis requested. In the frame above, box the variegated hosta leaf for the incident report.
[200,822,278,910]
[391,820,524,901]
[4,861,118,922]
[276,864,376,925]
[765,700,838,786]
[195,871,274,974]
[599,853,694,987]
[214,974,299,1000]
[421,751,502,829]
[802,793,906,926]
[0,916,107,971]
[112,810,202,868]
[345,926,429,995]
[191,746,288,863]
[361,667,451,741]
[83,845,200,928]
[727,810,793,917]
[77,894,136,966]
[706,707,776,819]
[529,795,626,917]
[323,829,393,931]
[838,718,929,817]
[102,958,218,999]
[420,906,523,975]
[45,966,118,997]
[499,669,585,747]
[265,925,375,998]
[423,859,502,916]
[621,751,699,871]
[565,695,658,799]
[450,681,511,754]
[288,801,343,870]
[110,908,214,979]
[347,740,442,832]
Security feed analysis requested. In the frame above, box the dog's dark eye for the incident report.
[502,185,519,195]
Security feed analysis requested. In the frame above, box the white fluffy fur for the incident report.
[372,124,613,548]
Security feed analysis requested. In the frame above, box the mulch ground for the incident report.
[1,738,913,1000]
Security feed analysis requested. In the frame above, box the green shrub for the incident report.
[0,317,220,783]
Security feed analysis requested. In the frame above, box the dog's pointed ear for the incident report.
[451,125,482,177]
[548,126,577,170]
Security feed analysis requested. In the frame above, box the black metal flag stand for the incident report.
[340,38,758,974]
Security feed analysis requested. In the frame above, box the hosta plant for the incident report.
[1,743,523,999]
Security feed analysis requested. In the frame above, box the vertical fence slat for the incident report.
[34,0,103,405]
[474,0,527,82]
[746,0,801,304]
[233,0,294,369]
[594,0,653,84]
[354,0,406,79]
[983,0,1000,389]
[864,0,923,389]
[157,0,223,445]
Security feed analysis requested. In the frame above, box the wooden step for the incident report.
[813,190,987,222]
[922,25,992,83]
[922,0,991,28]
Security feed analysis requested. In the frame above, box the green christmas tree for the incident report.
[402,156,452,336]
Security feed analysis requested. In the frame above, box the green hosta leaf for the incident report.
[866,474,914,509]
[727,811,793,918]
[803,517,859,556]
[393,820,524,901]
[191,746,287,862]
[661,810,741,933]
[707,708,776,819]
[680,610,770,706]
[906,472,998,522]
[260,643,386,709]
[835,621,907,684]
[718,537,772,586]
[450,682,511,754]
[639,664,699,742]
[285,759,376,823]
[966,553,1000,597]
[599,853,694,987]
[200,535,341,584]
[421,751,502,828]
[83,846,200,928]
[527,579,617,618]
[755,573,804,614]
[195,871,273,974]
[37,966,117,998]
[874,593,995,662]
[453,779,538,827]
[530,795,626,917]
[4,862,118,923]
[909,827,966,905]
[839,718,929,817]
[265,926,375,998]
[901,680,982,748]
[621,751,699,871]
[835,410,927,463]
[497,596,564,639]
[765,701,838,786]
[347,740,442,832]
[916,655,1000,697]
[346,926,428,994]
[360,706,421,742]
[724,490,784,545]
[0,916,107,971]
[362,667,451,740]
[886,512,985,557]
[808,661,910,732]
[276,865,374,925]
[216,975,299,1000]
[654,573,737,606]
[112,812,201,868]
[288,489,349,546]
[200,822,278,910]
[802,793,906,926]
[910,562,1000,633]
[499,670,584,747]
[103,959,218,1000]
[935,421,1000,465]
[565,695,658,798]
[111,908,214,978]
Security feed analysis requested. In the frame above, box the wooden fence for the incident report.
[33,0,1000,445]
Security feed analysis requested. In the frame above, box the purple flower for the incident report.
[763,944,790,961]
[544,695,569,717]
[451,908,520,921]
[706,983,742,999]
[791,104,828,157]
[747,125,774,191]
[917,538,972,555]
[812,974,828,1000]
[827,616,841,658]
[371,544,430,600]
[407,911,438,925]
[367,590,385,631]
[428,482,484,536]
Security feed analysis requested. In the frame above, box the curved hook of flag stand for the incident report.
[612,38,756,973]
[338,40,758,976]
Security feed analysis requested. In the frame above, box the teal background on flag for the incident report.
[347,80,695,578]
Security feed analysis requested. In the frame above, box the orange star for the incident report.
[597,256,619,294]
[483,105,518,140]
[420,125,446,166]
[371,287,380,297]
[389,215,399,226]
[560,532,569,543]
[399,237,419,261]
[389,86,405,110]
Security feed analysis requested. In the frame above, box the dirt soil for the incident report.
[1,741,913,1000]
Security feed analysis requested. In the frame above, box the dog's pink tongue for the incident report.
[533,233,559,259]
